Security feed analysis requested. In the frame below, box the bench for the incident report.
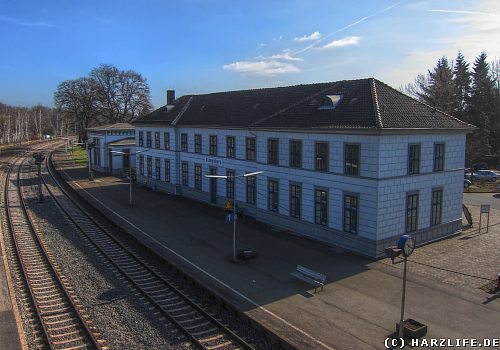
[290,265,327,293]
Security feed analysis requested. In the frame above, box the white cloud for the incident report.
[222,60,299,76]
[321,36,361,49]
[433,1,500,61]
[0,14,53,27]
[268,52,303,62]
[294,31,322,42]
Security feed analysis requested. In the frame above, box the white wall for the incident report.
[376,133,466,240]
[134,126,467,243]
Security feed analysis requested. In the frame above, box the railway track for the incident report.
[43,151,257,350]
[3,150,106,350]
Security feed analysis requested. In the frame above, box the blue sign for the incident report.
[226,212,234,223]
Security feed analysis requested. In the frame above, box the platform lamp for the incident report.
[110,150,145,206]
[205,170,263,262]
[386,234,416,341]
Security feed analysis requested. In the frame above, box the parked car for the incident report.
[464,179,472,188]
[466,170,498,182]
[473,162,488,170]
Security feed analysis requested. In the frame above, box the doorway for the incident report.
[209,167,217,204]
[108,150,113,174]
[123,148,130,176]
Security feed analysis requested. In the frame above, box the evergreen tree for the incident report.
[452,52,471,120]
[468,52,496,156]
[416,57,456,115]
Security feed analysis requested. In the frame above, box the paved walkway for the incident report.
[380,203,500,291]
[54,153,500,350]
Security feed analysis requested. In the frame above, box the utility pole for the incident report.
[33,153,45,203]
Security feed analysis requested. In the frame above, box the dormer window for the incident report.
[319,94,343,110]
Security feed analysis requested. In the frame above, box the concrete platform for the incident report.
[0,250,21,350]
[54,153,500,350]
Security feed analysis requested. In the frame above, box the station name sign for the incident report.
[205,157,222,166]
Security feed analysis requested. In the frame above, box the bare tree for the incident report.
[54,77,99,142]
[90,64,152,123]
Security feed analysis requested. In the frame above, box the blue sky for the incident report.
[1,0,499,108]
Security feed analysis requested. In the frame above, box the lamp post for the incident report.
[385,234,416,342]
[205,171,263,262]
[110,150,145,206]
[87,141,95,181]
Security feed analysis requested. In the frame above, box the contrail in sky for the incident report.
[294,0,406,55]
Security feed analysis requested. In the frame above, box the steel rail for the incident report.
[45,149,256,350]
[4,149,106,350]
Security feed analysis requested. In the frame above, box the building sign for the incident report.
[205,157,222,166]
[480,204,490,213]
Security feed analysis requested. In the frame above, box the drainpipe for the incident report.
[174,126,181,195]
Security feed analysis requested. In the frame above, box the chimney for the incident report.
[167,90,175,106]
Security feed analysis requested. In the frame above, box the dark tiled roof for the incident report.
[134,79,475,131]
[87,123,134,131]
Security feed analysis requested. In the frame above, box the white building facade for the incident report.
[133,80,473,258]
[86,123,136,176]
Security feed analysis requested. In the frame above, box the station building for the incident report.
[132,79,474,258]
[86,123,136,176]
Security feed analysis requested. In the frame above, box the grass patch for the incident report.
[464,181,500,193]
[71,145,87,166]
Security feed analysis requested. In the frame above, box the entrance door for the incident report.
[209,167,217,204]
[123,148,130,175]
[108,150,113,174]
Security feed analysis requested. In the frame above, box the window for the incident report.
[315,142,329,171]
[290,184,301,219]
[164,159,170,182]
[181,133,188,152]
[138,131,143,147]
[194,164,202,190]
[431,189,443,226]
[227,136,235,158]
[164,132,170,150]
[182,162,189,186]
[408,144,421,175]
[406,193,419,232]
[315,189,328,225]
[246,175,256,204]
[139,155,144,175]
[344,194,358,234]
[268,139,279,165]
[155,157,160,180]
[268,179,279,212]
[434,143,445,172]
[226,170,235,199]
[146,156,152,178]
[290,140,302,168]
[319,94,343,110]
[209,135,217,156]
[194,134,202,153]
[246,137,256,161]
[154,132,160,149]
[146,131,151,148]
[344,144,360,176]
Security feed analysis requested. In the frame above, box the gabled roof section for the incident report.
[87,122,134,131]
[373,80,475,130]
[133,95,193,124]
[107,137,135,146]
[134,78,475,131]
